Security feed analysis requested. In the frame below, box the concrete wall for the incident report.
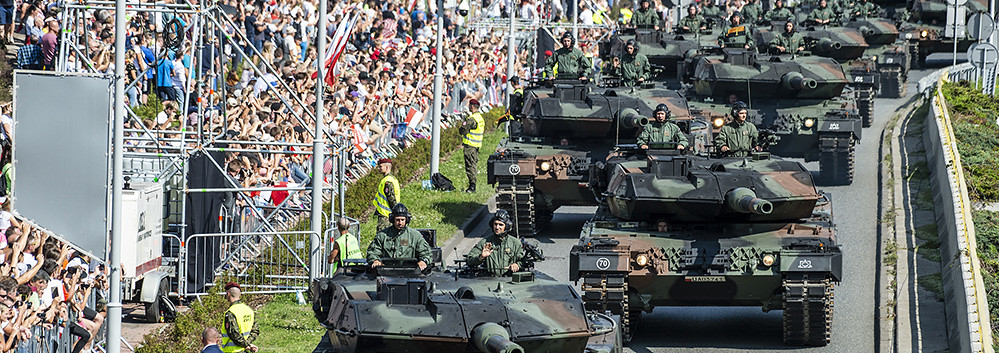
[923,69,995,353]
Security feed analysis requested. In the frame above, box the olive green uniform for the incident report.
[700,4,722,20]
[619,49,651,86]
[808,6,837,24]
[544,47,590,78]
[367,226,433,264]
[714,120,759,157]
[465,233,525,276]
[771,31,806,55]
[741,3,763,24]
[637,120,689,148]
[677,14,705,33]
[853,1,878,18]
[764,6,794,22]
[719,25,754,48]
[631,7,660,28]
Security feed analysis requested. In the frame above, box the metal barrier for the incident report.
[11,287,102,353]
[182,231,316,296]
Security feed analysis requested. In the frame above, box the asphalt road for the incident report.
[450,53,961,353]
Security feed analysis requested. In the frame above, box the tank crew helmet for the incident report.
[490,209,515,235]
[640,0,651,6]
[730,11,742,23]
[390,203,411,223]
[654,103,671,118]
[731,101,749,116]
[561,32,575,47]
[785,20,796,32]
[626,38,638,51]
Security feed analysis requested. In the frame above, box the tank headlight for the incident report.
[804,118,815,128]
[920,30,928,38]
[872,55,878,62]
[540,161,551,172]
[761,254,775,267]
[713,117,725,127]
[905,33,913,39]
[635,254,649,267]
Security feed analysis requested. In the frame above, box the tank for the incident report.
[311,231,622,353]
[682,48,863,185]
[754,26,869,61]
[841,16,912,98]
[487,80,707,237]
[899,0,979,68]
[602,24,721,78]
[571,148,842,345]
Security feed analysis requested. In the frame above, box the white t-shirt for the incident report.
[40,279,63,309]
[16,252,37,277]
[0,211,12,234]
[156,111,170,125]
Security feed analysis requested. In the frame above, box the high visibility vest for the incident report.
[373,175,400,216]
[220,303,254,353]
[331,233,364,274]
[463,112,485,148]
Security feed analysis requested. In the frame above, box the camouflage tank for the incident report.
[683,49,863,184]
[602,24,720,78]
[842,15,912,98]
[311,231,622,353]
[572,148,842,345]
[899,0,979,68]
[488,80,704,237]
[754,25,869,61]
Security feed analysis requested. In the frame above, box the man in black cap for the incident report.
[466,210,525,276]
[367,203,433,270]
[638,104,689,150]
[544,32,590,80]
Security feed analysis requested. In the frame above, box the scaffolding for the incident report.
[56,0,352,297]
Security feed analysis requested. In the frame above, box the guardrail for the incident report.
[921,63,995,352]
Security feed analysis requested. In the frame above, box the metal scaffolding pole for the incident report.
[430,0,445,175]
[310,0,329,282]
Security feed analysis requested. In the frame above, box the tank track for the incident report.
[580,273,634,342]
[856,87,875,128]
[878,67,905,99]
[818,134,855,185]
[495,176,552,237]
[782,274,834,346]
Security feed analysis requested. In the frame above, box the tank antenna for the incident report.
[746,78,753,110]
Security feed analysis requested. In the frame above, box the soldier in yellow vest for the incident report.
[461,99,485,193]
[328,217,364,274]
[220,283,258,353]
[372,158,400,231]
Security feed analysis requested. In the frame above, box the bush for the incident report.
[942,81,999,201]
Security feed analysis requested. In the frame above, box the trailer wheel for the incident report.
[144,277,174,323]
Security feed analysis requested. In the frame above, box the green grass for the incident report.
[918,273,945,302]
[253,294,325,353]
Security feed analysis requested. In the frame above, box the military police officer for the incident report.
[619,39,651,86]
[714,102,760,157]
[544,32,590,80]
[771,20,805,55]
[677,5,706,33]
[367,204,433,270]
[372,158,400,231]
[466,210,526,276]
[462,99,485,193]
[638,104,689,150]
[631,0,660,29]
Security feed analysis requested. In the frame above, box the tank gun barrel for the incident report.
[725,187,774,215]
[858,26,875,36]
[617,108,650,129]
[472,323,525,353]
[780,72,818,91]
[815,38,843,52]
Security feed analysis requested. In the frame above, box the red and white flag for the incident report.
[405,107,425,128]
[314,7,360,87]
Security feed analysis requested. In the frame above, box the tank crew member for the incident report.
[677,5,706,33]
[544,32,590,81]
[462,99,485,193]
[509,76,525,115]
[699,0,723,21]
[328,217,363,274]
[763,0,794,22]
[604,56,623,78]
[638,104,689,150]
[808,0,836,25]
[372,158,400,231]
[718,12,754,49]
[619,39,651,86]
[714,101,760,157]
[852,0,879,18]
[367,203,433,270]
[221,282,259,353]
[631,0,660,29]
[466,210,525,276]
[740,0,763,25]
[771,20,805,55]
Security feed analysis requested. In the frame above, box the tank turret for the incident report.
[687,49,848,99]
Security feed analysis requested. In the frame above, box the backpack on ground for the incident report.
[431,172,455,191]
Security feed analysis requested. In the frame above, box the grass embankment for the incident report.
[137,108,509,352]
[941,80,999,332]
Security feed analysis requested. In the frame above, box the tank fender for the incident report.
[779,251,843,282]
[817,119,861,140]
[139,270,170,303]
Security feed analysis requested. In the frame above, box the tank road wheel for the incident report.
[782,274,834,346]
[856,87,875,127]
[878,67,905,99]
[580,273,634,342]
[818,134,855,185]
[496,176,540,237]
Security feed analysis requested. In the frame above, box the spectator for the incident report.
[39,17,57,70]
[15,34,41,70]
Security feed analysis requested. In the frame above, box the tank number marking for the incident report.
[854,76,864,82]
[509,164,521,175]
[797,259,813,269]
[886,58,894,63]
[684,276,725,282]
[595,257,611,270]
[828,123,840,130]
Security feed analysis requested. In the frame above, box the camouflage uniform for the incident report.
[619,45,651,86]
[544,47,590,78]
[771,31,806,54]
[714,120,759,157]
[465,233,525,276]
[367,226,433,264]
[631,7,660,28]
[677,14,705,33]
[637,120,689,148]
[808,6,837,24]
[719,24,755,48]
[854,1,878,18]
[764,6,794,22]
